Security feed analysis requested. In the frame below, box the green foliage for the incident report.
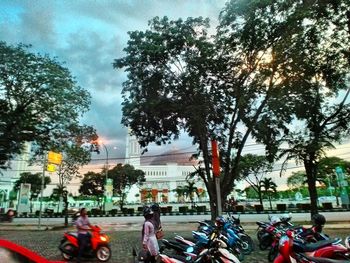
[114,0,350,218]
[108,163,145,209]
[79,171,104,199]
[0,42,92,168]
[13,172,51,200]
[287,171,307,190]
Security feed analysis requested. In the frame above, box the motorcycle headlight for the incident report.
[100,235,109,242]
[279,236,288,248]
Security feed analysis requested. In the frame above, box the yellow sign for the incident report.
[47,164,56,172]
[48,151,62,165]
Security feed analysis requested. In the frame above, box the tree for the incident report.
[238,154,273,206]
[52,125,98,226]
[268,0,350,217]
[260,177,277,210]
[79,171,104,207]
[287,171,307,191]
[317,157,350,206]
[0,42,92,169]
[183,179,199,208]
[108,163,145,210]
[173,186,185,203]
[114,9,292,218]
[14,172,51,213]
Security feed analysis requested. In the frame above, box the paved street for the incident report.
[0,225,350,263]
[1,212,349,262]
[10,211,350,227]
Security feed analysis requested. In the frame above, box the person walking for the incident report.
[151,203,163,239]
[76,207,92,262]
[141,206,159,263]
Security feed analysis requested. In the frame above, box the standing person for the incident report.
[150,203,161,231]
[76,208,92,262]
[141,206,159,263]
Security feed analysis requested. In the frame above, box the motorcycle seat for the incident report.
[301,254,350,263]
[161,239,189,252]
[294,239,337,252]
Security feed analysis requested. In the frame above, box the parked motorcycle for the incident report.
[274,229,350,263]
[59,225,111,262]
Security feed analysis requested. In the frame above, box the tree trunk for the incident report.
[64,196,68,227]
[304,159,319,218]
[269,195,272,210]
[258,190,263,206]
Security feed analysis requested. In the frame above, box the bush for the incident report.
[160,207,168,213]
[91,208,102,216]
[297,203,310,210]
[322,202,333,210]
[276,204,287,211]
[167,206,173,213]
[255,204,264,212]
[235,205,244,212]
[196,206,206,212]
[127,208,134,215]
[137,207,144,212]
[109,209,118,216]
[179,206,189,213]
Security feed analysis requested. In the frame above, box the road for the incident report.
[11,211,350,227]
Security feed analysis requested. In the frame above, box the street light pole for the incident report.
[102,144,108,214]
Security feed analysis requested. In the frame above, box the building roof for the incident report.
[141,149,198,166]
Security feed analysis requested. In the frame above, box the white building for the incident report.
[125,134,207,204]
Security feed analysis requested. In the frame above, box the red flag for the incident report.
[211,140,220,177]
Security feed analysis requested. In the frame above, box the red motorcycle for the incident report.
[59,225,111,262]
[274,230,350,263]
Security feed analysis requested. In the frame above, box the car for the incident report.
[0,239,64,263]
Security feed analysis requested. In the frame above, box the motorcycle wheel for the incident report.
[61,243,75,261]
[257,229,265,241]
[268,246,279,262]
[96,245,112,262]
[239,235,254,254]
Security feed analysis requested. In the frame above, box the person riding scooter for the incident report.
[59,208,111,262]
[299,213,328,242]
[76,208,93,262]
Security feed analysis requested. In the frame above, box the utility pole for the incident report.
[38,152,46,230]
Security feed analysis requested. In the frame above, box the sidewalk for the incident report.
[0,221,349,231]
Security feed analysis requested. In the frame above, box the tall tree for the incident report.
[79,171,104,207]
[267,0,350,216]
[14,172,51,213]
[114,9,291,218]
[238,154,273,205]
[108,163,145,210]
[51,125,98,226]
[0,42,91,169]
[287,171,307,191]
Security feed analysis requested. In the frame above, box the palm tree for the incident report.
[260,177,277,210]
[173,186,185,203]
[183,180,199,208]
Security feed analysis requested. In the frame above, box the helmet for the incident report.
[143,206,154,217]
[151,203,160,212]
[312,214,326,226]
[215,216,226,227]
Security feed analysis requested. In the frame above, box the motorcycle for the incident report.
[59,225,111,262]
[257,214,294,250]
[159,232,241,263]
[274,230,350,263]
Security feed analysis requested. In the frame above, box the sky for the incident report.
[1,0,350,191]
[0,0,226,160]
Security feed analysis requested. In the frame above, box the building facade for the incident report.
[125,134,207,204]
